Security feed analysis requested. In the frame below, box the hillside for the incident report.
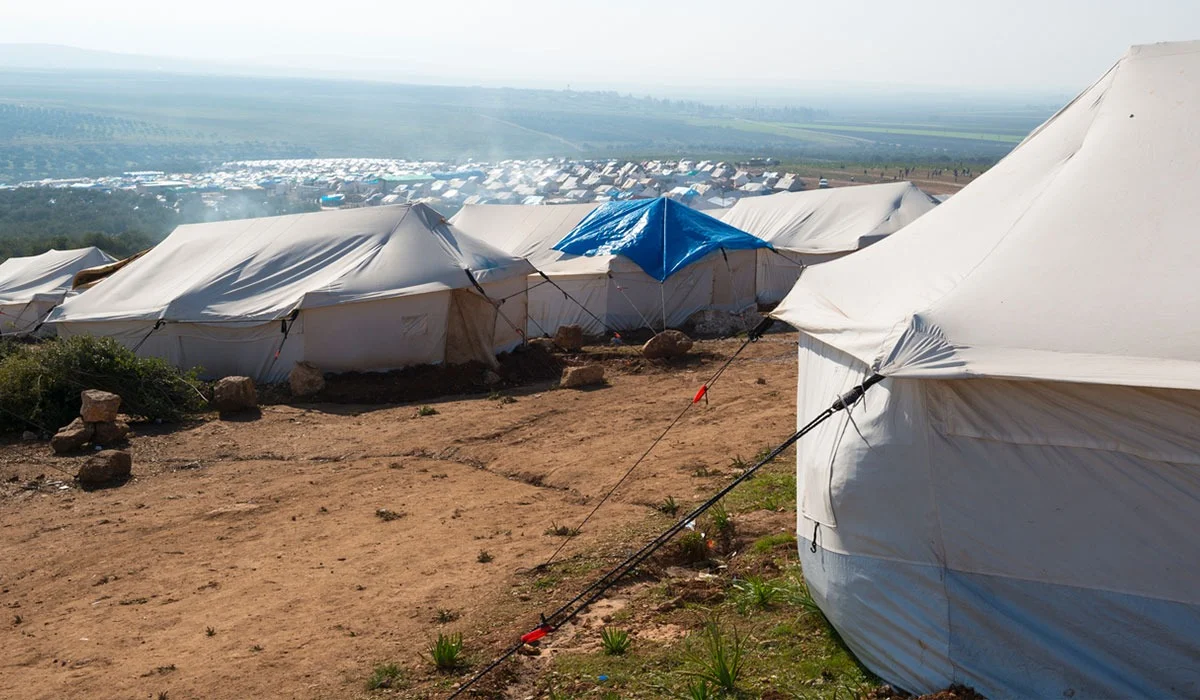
[0,64,1053,182]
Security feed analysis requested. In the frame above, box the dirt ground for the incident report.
[0,334,800,699]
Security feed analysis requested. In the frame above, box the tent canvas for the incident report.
[721,182,938,304]
[0,247,115,336]
[771,41,1200,698]
[49,205,532,381]
[452,200,767,335]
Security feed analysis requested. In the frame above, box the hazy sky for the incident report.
[4,0,1200,94]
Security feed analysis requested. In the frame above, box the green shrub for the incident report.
[0,335,204,434]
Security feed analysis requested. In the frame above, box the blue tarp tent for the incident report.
[553,198,771,282]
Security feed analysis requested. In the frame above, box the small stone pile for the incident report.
[51,390,130,454]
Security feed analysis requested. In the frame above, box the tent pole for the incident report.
[660,282,667,332]
[661,201,668,332]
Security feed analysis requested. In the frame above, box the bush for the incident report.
[0,335,205,434]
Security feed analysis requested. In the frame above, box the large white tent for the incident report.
[722,181,938,304]
[0,247,115,336]
[49,205,532,381]
[451,201,763,335]
[772,42,1200,698]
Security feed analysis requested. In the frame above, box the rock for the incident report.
[552,324,584,352]
[79,390,121,422]
[560,364,605,389]
[289,361,325,397]
[483,370,502,386]
[527,337,556,353]
[51,418,94,455]
[21,431,38,442]
[212,376,258,412]
[642,330,694,359]
[76,450,132,486]
[91,420,131,445]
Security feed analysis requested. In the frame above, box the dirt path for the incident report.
[0,335,799,699]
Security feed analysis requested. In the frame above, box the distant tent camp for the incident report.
[0,247,115,336]
[771,41,1200,698]
[453,198,770,335]
[722,181,938,304]
[48,205,532,381]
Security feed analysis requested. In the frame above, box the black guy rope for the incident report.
[534,269,622,339]
[448,371,886,699]
[464,268,526,343]
[539,315,775,571]
[131,320,165,353]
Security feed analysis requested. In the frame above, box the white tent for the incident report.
[49,205,532,381]
[722,182,938,304]
[451,202,761,336]
[771,42,1200,698]
[0,247,115,336]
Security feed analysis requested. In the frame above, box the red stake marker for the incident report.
[693,385,708,404]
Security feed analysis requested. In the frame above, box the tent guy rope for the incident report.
[447,371,887,698]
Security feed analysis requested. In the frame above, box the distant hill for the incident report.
[0,45,1055,182]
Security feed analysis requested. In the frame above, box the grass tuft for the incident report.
[752,532,797,554]
[732,575,782,614]
[366,662,404,690]
[414,405,438,417]
[675,531,710,564]
[427,632,464,671]
[600,627,631,655]
[686,679,716,700]
[545,522,581,537]
[656,495,680,516]
[476,550,493,563]
[681,618,746,694]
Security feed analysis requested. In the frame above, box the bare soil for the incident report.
[0,334,800,699]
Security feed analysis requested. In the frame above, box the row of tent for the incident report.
[0,181,939,381]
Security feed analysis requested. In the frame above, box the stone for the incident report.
[51,418,94,455]
[20,431,38,442]
[79,390,121,422]
[76,450,132,486]
[91,420,131,445]
[211,376,258,412]
[641,330,694,359]
[289,361,326,397]
[560,364,605,389]
[552,324,584,352]
[527,337,556,353]
[483,370,502,386]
